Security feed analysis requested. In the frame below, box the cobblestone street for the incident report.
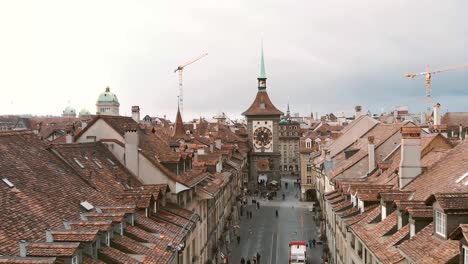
[228,178,324,264]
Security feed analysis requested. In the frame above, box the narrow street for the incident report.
[229,178,324,264]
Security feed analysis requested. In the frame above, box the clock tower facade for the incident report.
[242,45,283,186]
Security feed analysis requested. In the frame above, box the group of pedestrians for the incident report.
[239,252,261,264]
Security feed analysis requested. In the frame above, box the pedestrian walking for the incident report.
[256,252,261,263]
[237,235,240,244]
[256,202,260,209]
[275,209,278,218]
[246,259,251,264]
[312,238,316,248]
[240,257,245,264]
[250,211,253,219]
[308,239,312,248]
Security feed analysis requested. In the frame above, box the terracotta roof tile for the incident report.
[68,220,112,233]
[433,192,468,212]
[25,242,79,257]
[98,246,140,264]
[398,223,459,263]
[0,257,57,263]
[404,142,468,201]
[49,229,99,242]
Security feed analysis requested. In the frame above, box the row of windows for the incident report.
[280,125,298,130]
[280,132,299,136]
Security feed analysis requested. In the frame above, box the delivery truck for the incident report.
[289,241,307,264]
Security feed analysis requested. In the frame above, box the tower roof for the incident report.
[172,105,185,139]
[260,41,266,79]
[242,42,283,117]
[242,91,283,116]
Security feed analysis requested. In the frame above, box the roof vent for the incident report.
[80,201,94,211]
[107,158,116,166]
[455,171,468,183]
[93,159,103,169]
[2,178,14,188]
[73,158,85,169]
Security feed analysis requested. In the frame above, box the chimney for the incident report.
[63,219,71,230]
[399,126,422,189]
[215,138,222,150]
[210,143,214,153]
[19,240,27,257]
[355,105,362,118]
[193,122,197,130]
[65,125,74,144]
[131,106,140,123]
[433,103,441,126]
[367,136,376,174]
[45,229,53,242]
[323,149,333,173]
[124,123,140,177]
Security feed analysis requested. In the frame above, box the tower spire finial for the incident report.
[260,38,266,79]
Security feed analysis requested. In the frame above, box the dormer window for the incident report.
[435,210,446,237]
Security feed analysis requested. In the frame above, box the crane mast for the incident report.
[174,53,208,117]
[405,64,468,124]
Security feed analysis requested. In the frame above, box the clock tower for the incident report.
[242,44,283,187]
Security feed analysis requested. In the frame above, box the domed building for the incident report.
[62,106,77,118]
[79,108,91,118]
[96,86,120,116]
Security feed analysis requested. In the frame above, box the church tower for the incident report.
[242,43,283,186]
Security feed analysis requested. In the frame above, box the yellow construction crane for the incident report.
[405,64,468,123]
[174,53,208,117]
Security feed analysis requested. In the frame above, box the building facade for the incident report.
[279,120,301,177]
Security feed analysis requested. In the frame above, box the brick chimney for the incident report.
[124,123,140,177]
[399,126,422,189]
[367,136,376,174]
[131,106,140,123]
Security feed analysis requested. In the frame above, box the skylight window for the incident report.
[80,201,94,211]
[93,159,103,169]
[2,178,14,188]
[73,158,85,169]
[455,172,468,183]
[107,158,116,166]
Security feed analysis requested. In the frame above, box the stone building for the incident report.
[242,45,283,187]
[279,120,301,177]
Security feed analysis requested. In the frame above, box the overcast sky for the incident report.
[1,1,467,121]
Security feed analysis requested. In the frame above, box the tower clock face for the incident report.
[252,120,274,152]
[254,127,272,147]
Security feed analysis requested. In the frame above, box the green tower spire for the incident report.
[259,40,266,79]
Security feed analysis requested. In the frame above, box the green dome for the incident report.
[97,87,119,103]
[280,118,288,124]
[79,108,91,117]
[63,106,76,117]
[63,106,76,114]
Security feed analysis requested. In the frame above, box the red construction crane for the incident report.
[174,53,208,117]
[405,64,468,123]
